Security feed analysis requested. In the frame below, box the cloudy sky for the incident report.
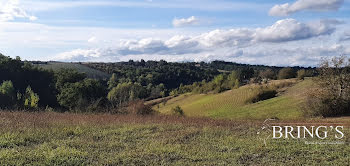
[0,0,350,66]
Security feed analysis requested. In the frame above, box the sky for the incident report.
[0,0,350,66]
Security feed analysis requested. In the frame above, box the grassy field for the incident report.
[154,79,313,120]
[1,78,349,165]
[37,62,111,80]
[0,112,349,165]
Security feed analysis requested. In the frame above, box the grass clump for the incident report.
[45,146,89,165]
[248,87,277,103]
[172,105,184,116]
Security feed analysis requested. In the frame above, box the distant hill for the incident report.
[83,60,316,90]
[35,62,111,80]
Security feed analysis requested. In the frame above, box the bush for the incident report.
[304,56,350,117]
[126,100,154,115]
[297,69,306,80]
[23,86,40,109]
[259,69,276,80]
[304,88,350,117]
[107,82,147,108]
[248,87,277,103]
[0,80,16,108]
[175,72,241,95]
[278,68,296,79]
[171,105,184,116]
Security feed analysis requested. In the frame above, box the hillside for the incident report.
[36,62,111,80]
[1,111,349,165]
[154,78,314,120]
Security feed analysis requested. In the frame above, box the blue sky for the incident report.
[0,0,350,66]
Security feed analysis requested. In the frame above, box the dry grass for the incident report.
[1,110,349,131]
[0,111,259,130]
[0,111,349,165]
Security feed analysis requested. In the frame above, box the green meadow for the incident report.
[154,79,312,120]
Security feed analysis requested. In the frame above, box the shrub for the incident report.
[24,86,40,109]
[278,68,296,79]
[171,105,184,116]
[0,80,16,108]
[107,73,118,89]
[248,87,277,103]
[107,82,147,108]
[259,69,276,80]
[304,88,350,117]
[304,56,350,117]
[126,100,154,115]
[297,69,306,80]
[170,89,179,96]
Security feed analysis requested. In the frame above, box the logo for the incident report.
[257,119,347,145]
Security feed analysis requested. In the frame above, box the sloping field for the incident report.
[37,62,111,80]
[0,112,349,165]
[155,79,314,120]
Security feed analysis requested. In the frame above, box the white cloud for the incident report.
[53,18,343,66]
[0,0,37,22]
[54,48,115,62]
[254,19,338,42]
[88,36,97,43]
[22,0,269,12]
[197,29,253,47]
[54,42,350,66]
[339,31,350,41]
[173,16,200,27]
[269,0,344,16]
[0,22,202,49]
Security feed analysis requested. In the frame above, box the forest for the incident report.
[0,53,319,114]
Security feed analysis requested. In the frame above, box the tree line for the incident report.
[2,53,330,115]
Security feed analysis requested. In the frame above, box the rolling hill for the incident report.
[153,78,314,120]
[36,62,111,80]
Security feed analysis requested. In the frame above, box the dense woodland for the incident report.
[0,53,320,114]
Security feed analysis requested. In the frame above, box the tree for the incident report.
[148,83,166,99]
[0,80,15,97]
[297,69,306,80]
[259,69,275,80]
[278,68,296,79]
[305,56,350,117]
[0,80,16,108]
[238,67,255,81]
[107,82,147,108]
[24,86,40,109]
[212,74,225,92]
[226,71,239,89]
[54,69,86,90]
[107,73,118,89]
[0,55,56,107]
[57,79,106,111]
